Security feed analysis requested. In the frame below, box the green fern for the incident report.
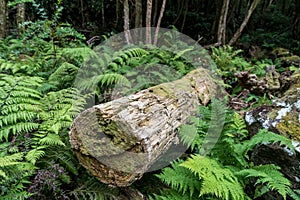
[27,88,86,164]
[236,129,295,159]
[236,164,293,199]
[181,155,245,200]
[48,62,79,88]
[70,177,120,200]
[0,152,35,199]
[150,189,195,200]
[155,156,245,200]
[156,160,201,197]
[0,74,43,141]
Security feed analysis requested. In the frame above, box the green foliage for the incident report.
[70,177,120,200]
[236,129,295,160]
[211,45,250,75]
[154,101,298,200]
[155,156,245,200]
[0,74,43,141]
[236,164,294,199]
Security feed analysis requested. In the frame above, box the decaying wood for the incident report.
[69,68,218,187]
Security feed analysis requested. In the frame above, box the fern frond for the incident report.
[180,155,245,200]
[237,129,295,159]
[39,133,65,146]
[60,47,97,65]
[48,62,79,88]
[25,147,46,165]
[45,147,79,175]
[70,177,119,200]
[236,164,292,199]
[0,74,43,141]
[150,189,194,200]
[0,152,23,168]
[156,160,201,197]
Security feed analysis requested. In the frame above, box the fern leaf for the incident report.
[237,129,295,159]
[156,160,201,197]
[0,152,23,167]
[150,189,194,200]
[236,164,292,199]
[180,155,245,200]
[25,147,46,165]
[0,74,42,141]
[39,134,65,146]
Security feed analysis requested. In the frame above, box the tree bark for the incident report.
[17,3,26,36]
[293,0,300,40]
[145,0,152,44]
[180,0,189,32]
[229,0,261,45]
[134,0,142,28]
[123,0,132,44]
[217,0,230,45]
[114,0,120,28]
[153,0,166,45]
[69,68,218,187]
[0,0,7,38]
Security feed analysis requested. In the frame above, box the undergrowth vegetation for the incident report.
[0,18,299,200]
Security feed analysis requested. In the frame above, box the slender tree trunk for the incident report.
[114,0,120,28]
[124,0,132,44]
[145,0,152,44]
[152,0,158,26]
[80,0,85,27]
[180,0,189,32]
[172,0,184,24]
[17,3,25,36]
[135,0,142,28]
[229,0,261,45]
[211,0,222,42]
[0,0,7,38]
[217,0,230,45]
[293,0,300,40]
[101,0,105,28]
[154,0,166,45]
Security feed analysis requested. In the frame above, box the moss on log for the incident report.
[69,67,218,187]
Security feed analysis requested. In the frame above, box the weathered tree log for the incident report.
[69,68,218,187]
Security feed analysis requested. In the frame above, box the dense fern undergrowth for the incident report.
[1,24,300,200]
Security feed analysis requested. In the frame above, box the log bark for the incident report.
[69,68,218,187]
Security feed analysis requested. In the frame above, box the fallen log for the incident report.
[69,67,219,187]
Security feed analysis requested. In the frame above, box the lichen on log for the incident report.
[69,67,218,187]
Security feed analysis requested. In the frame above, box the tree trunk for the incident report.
[153,0,166,45]
[134,0,142,28]
[17,3,25,36]
[101,0,105,28]
[69,68,218,187]
[229,0,261,45]
[114,0,120,28]
[180,0,189,32]
[0,0,7,38]
[293,0,300,40]
[217,0,230,45]
[145,0,152,44]
[123,0,132,44]
[172,0,184,25]
[152,0,158,26]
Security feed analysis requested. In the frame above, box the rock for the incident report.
[244,70,300,194]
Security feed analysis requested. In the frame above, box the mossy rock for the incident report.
[279,55,300,67]
[271,47,291,57]
[245,70,300,141]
